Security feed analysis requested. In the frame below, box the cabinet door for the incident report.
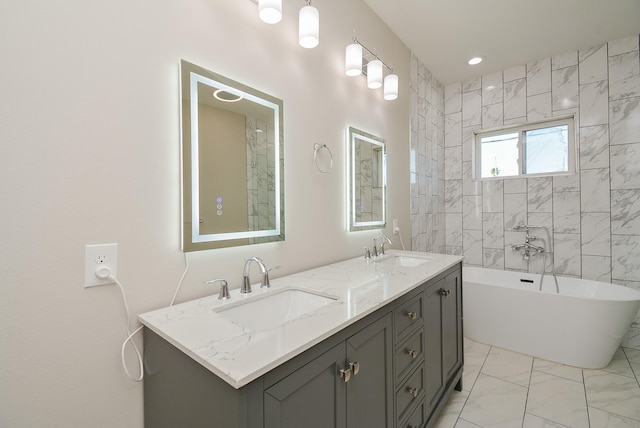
[346,313,393,428]
[442,269,462,383]
[424,280,444,412]
[264,343,347,428]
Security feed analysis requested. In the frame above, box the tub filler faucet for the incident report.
[511,225,559,293]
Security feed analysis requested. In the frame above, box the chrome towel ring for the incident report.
[313,143,333,174]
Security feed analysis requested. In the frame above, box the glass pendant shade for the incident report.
[259,0,282,24]
[299,5,319,48]
[345,43,362,76]
[384,74,398,100]
[367,59,383,89]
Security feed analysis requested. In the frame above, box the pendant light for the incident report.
[258,0,282,24]
[384,74,398,100]
[367,59,383,89]
[345,43,362,76]
[299,1,319,48]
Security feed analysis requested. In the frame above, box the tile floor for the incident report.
[433,338,640,428]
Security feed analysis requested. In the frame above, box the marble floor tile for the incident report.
[600,347,635,378]
[522,413,570,428]
[584,370,640,421]
[481,347,533,387]
[533,358,583,383]
[588,407,640,428]
[526,371,589,427]
[460,374,528,427]
[432,389,469,428]
[454,419,483,428]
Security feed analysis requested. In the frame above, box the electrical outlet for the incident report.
[84,243,118,287]
[393,219,399,235]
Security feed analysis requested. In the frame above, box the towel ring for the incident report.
[313,143,333,174]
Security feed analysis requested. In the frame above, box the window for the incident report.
[474,116,575,180]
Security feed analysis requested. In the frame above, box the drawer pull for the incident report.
[349,361,360,376]
[440,289,451,297]
[407,387,418,398]
[339,367,351,383]
[407,349,417,359]
[406,311,417,320]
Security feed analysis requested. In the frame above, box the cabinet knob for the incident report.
[440,289,451,297]
[406,311,417,320]
[339,367,352,383]
[407,349,417,359]
[349,361,360,376]
[407,387,418,398]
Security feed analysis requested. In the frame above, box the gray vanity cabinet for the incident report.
[263,313,393,428]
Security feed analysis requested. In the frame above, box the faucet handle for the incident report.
[362,247,371,259]
[262,265,281,288]
[204,278,230,300]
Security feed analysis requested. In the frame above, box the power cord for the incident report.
[94,252,190,382]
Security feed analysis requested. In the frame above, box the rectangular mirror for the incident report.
[347,126,386,231]
[180,60,285,251]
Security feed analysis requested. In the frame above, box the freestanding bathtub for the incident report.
[463,266,640,369]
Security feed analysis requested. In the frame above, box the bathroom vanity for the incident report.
[139,251,463,428]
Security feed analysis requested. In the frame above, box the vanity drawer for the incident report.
[396,365,425,424]
[395,329,424,383]
[402,400,426,428]
[394,292,424,340]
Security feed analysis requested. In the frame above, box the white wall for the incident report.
[0,0,410,426]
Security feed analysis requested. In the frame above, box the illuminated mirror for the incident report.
[181,60,285,251]
[347,126,386,231]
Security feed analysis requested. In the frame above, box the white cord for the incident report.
[397,228,406,251]
[169,252,190,306]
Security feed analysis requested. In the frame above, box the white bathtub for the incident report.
[463,266,640,369]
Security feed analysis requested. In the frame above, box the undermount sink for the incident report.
[378,255,429,267]
[215,288,338,331]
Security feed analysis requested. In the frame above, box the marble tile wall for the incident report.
[441,34,640,349]
[410,54,446,253]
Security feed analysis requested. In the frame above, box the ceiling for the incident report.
[362,0,640,85]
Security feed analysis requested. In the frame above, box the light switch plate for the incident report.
[84,243,118,287]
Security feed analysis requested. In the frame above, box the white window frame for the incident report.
[473,115,576,181]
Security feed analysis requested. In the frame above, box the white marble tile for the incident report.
[553,233,581,276]
[533,358,583,383]
[528,177,553,213]
[579,124,610,169]
[602,347,636,378]
[504,178,527,194]
[462,338,491,391]
[482,71,503,106]
[446,213,463,247]
[463,90,482,127]
[588,407,640,428]
[455,418,483,428]
[579,44,608,85]
[553,191,580,233]
[611,189,640,235]
[579,81,609,126]
[612,235,640,282]
[483,180,504,213]
[504,65,526,82]
[527,92,552,120]
[504,193,527,231]
[526,371,589,427]
[445,179,463,213]
[552,65,579,111]
[608,35,639,57]
[522,413,568,428]
[528,58,552,96]
[611,142,640,189]
[584,369,640,421]
[445,146,463,180]
[552,51,578,70]
[445,112,463,147]
[432,389,469,428]
[462,125,480,163]
[462,161,482,196]
[460,374,527,428]
[580,168,611,213]
[463,76,481,93]
[505,231,528,271]
[463,229,483,266]
[608,50,640,101]
[482,103,504,128]
[483,248,505,270]
[483,213,504,249]
[581,212,611,256]
[581,255,612,282]
[609,96,640,145]
[463,195,482,230]
[481,347,533,387]
[552,174,580,192]
[445,83,462,114]
[504,78,527,120]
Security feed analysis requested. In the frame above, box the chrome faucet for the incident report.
[242,257,270,293]
[373,233,393,257]
[204,278,230,300]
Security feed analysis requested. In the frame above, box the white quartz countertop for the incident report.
[138,250,463,389]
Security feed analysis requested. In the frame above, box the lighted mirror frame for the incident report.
[180,60,284,251]
[346,126,386,232]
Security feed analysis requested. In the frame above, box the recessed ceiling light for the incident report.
[468,57,484,65]
[213,89,243,103]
